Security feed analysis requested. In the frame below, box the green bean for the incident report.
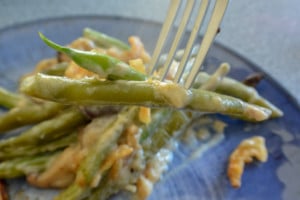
[0,130,77,160]
[0,87,21,109]
[88,110,190,200]
[140,108,190,144]
[0,101,65,133]
[87,172,118,200]
[0,108,87,157]
[139,109,170,141]
[88,109,173,200]
[55,184,87,200]
[199,63,230,91]
[83,28,130,50]
[163,110,190,134]
[0,153,58,179]
[39,33,146,81]
[157,48,281,118]
[21,73,272,122]
[88,157,139,200]
[194,72,283,117]
[41,62,69,76]
[143,110,189,157]
[55,107,137,200]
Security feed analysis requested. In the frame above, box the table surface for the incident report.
[0,0,299,105]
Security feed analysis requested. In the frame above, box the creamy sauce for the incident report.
[156,116,226,194]
[27,145,81,188]
[27,116,116,188]
[154,80,191,108]
[189,131,224,160]
[136,148,173,200]
[189,119,226,160]
[244,104,271,121]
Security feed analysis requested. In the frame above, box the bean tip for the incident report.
[245,105,272,122]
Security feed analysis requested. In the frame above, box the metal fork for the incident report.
[148,0,229,88]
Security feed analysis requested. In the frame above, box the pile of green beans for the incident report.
[0,28,282,200]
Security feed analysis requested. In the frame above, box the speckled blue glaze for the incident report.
[0,16,299,200]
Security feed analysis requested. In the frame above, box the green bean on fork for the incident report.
[39,33,146,81]
[21,73,272,122]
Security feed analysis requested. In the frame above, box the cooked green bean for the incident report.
[88,171,119,200]
[139,109,171,141]
[143,110,190,157]
[83,28,130,50]
[89,109,172,200]
[41,62,69,76]
[55,107,137,200]
[0,87,21,109]
[194,72,283,117]
[0,108,87,157]
[39,33,146,81]
[0,28,284,200]
[21,73,272,122]
[0,130,77,160]
[0,152,58,178]
[199,63,230,91]
[0,101,65,133]
[88,110,190,200]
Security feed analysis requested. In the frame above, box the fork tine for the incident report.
[184,0,229,88]
[159,0,196,81]
[174,0,210,83]
[148,0,181,74]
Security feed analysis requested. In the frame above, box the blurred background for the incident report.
[0,0,299,104]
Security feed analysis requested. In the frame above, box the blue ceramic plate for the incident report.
[0,16,299,200]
